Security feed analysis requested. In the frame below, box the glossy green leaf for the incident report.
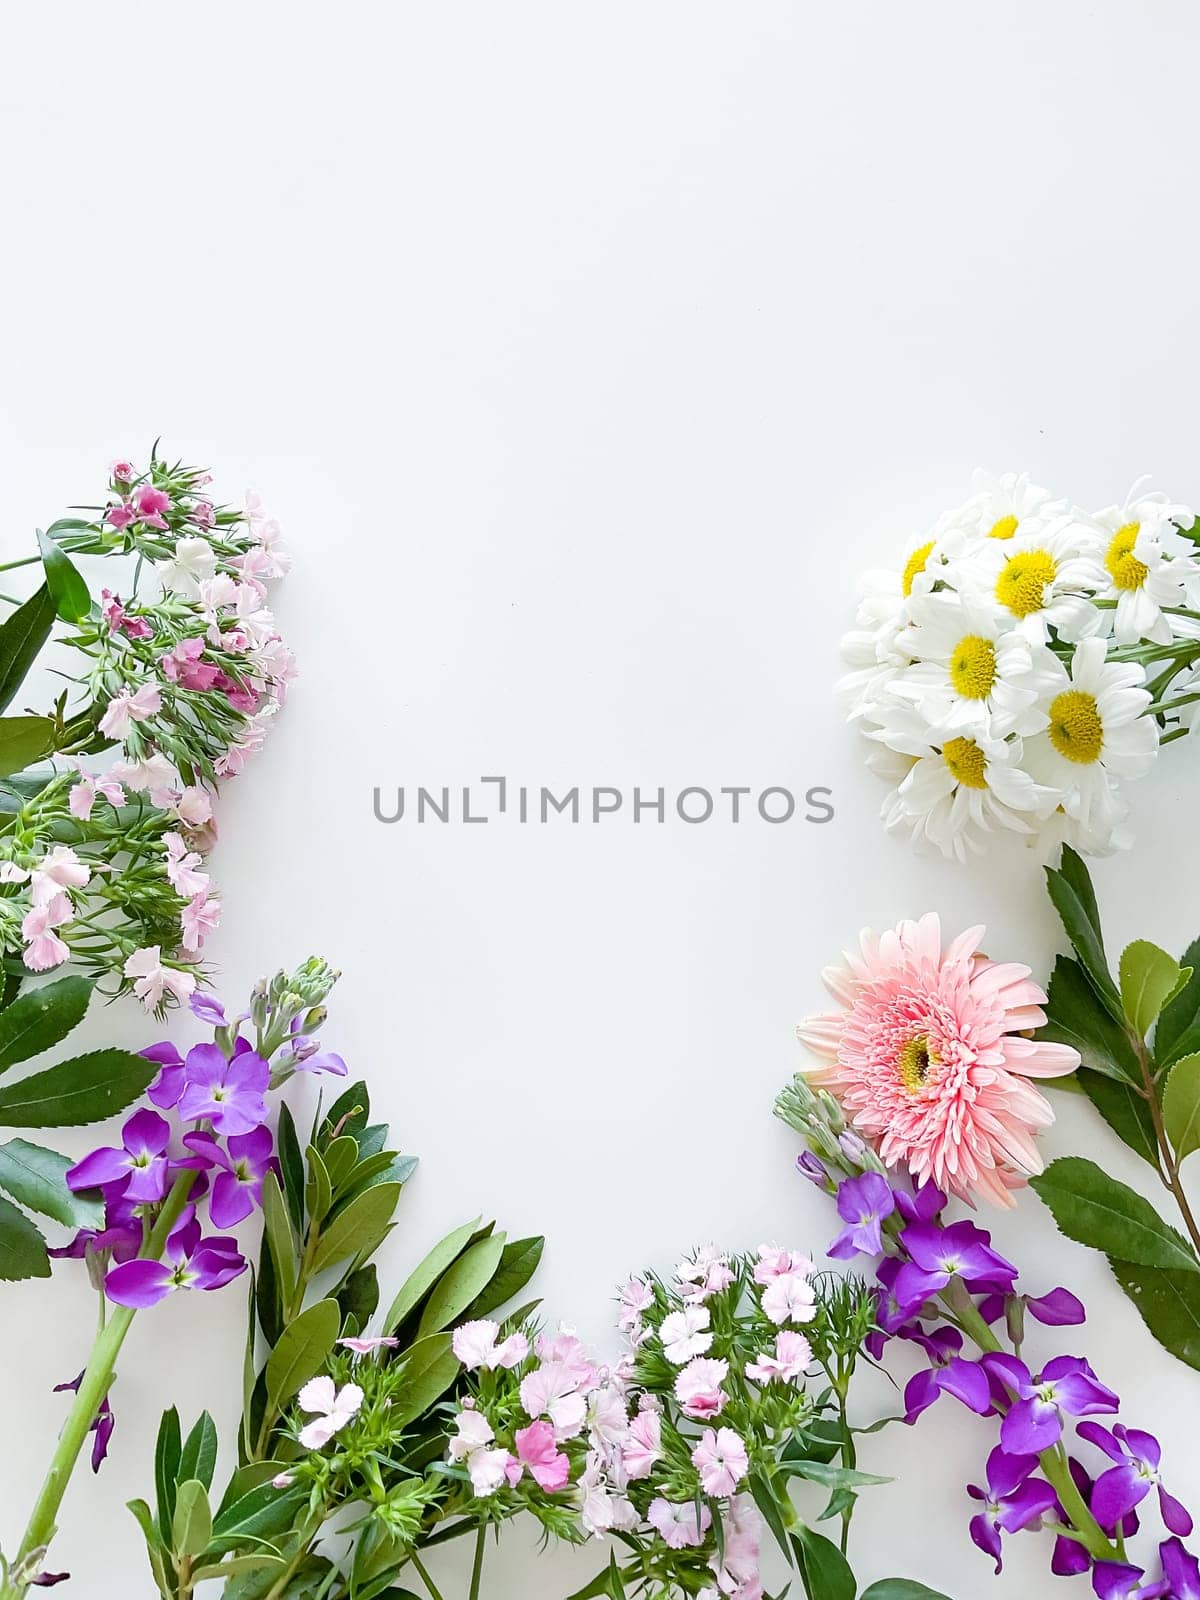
[1164,1053,1200,1163]
[383,1216,481,1335]
[0,1138,103,1226]
[0,1048,156,1127]
[1037,956,1140,1082]
[0,715,56,776]
[1112,1258,1200,1371]
[337,1263,380,1329]
[416,1230,506,1336]
[208,1478,309,1555]
[260,1170,297,1309]
[37,529,91,623]
[265,1297,340,1413]
[796,1520,856,1600]
[178,1411,219,1493]
[1155,936,1200,1068]
[786,1459,890,1489]
[0,975,93,1072]
[155,1407,182,1544]
[0,1191,49,1279]
[321,1079,371,1143]
[333,1151,417,1214]
[309,1182,402,1276]
[1077,1071,1159,1168]
[860,1584,955,1600]
[276,1102,305,1232]
[0,584,56,713]
[1030,1157,1199,1272]
[189,1555,285,1584]
[1120,941,1188,1038]
[388,1332,460,1429]
[304,1144,332,1225]
[322,1134,358,1192]
[459,1235,545,1321]
[172,1479,212,1559]
[1046,848,1121,1013]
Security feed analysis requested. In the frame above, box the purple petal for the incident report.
[1078,1421,1125,1463]
[827,1225,864,1261]
[123,1158,169,1204]
[998,1476,1058,1533]
[1026,1287,1086,1326]
[227,1126,273,1166]
[65,1147,127,1192]
[1160,1538,1200,1599]
[796,1151,828,1186]
[182,1041,228,1089]
[188,1241,246,1291]
[1052,1533,1093,1576]
[1121,1427,1162,1471]
[294,1048,347,1077]
[938,1357,992,1416]
[90,1401,114,1472]
[968,1511,1004,1573]
[986,1446,1039,1500]
[1091,1464,1147,1531]
[181,1130,228,1171]
[903,1368,941,1423]
[1001,1396,1062,1455]
[123,1108,171,1156]
[189,992,227,1025]
[104,1259,174,1308]
[147,1063,186,1110]
[1091,1561,1148,1600]
[1160,1486,1194,1538]
[31,1572,70,1587]
[141,1042,183,1068]
[209,1170,255,1229]
[893,1261,944,1311]
[227,1051,269,1092]
[981,1352,1033,1396]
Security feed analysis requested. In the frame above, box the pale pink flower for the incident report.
[745,1330,812,1384]
[753,1244,814,1286]
[111,752,178,801]
[159,635,220,691]
[174,785,214,827]
[296,1376,362,1450]
[191,500,216,529]
[270,1472,294,1489]
[676,1244,735,1302]
[534,1328,597,1389]
[586,1384,628,1447]
[674,1357,728,1420]
[579,1453,634,1536]
[124,946,196,1009]
[68,768,125,821]
[761,1272,816,1327]
[467,1446,513,1496]
[797,913,1081,1206]
[519,1361,588,1440]
[99,681,162,738]
[448,1408,495,1460]
[618,1276,654,1333]
[29,846,91,906]
[622,1409,662,1479]
[515,1420,570,1491]
[692,1427,749,1497]
[337,1336,399,1354]
[22,895,72,971]
[452,1319,529,1371]
[181,893,220,954]
[164,833,209,898]
[111,460,136,483]
[710,1496,763,1599]
[647,1497,711,1549]
[659,1304,712,1364]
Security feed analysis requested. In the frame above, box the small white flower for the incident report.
[159,536,218,597]
[451,1319,529,1371]
[658,1304,712,1365]
[1075,489,1198,645]
[448,1407,495,1460]
[953,518,1104,645]
[761,1271,817,1327]
[296,1375,363,1450]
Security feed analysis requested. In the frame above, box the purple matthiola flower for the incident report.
[177,1042,269,1135]
[52,1373,114,1472]
[189,992,227,1026]
[828,1173,895,1260]
[978,1285,1088,1328]
[967,1445,1059,1573]
[1091,1562,1170,1599]
[1077,1422,1194,1538]
[894,1220,1018,1313]
[796,1151,828,1187]
[902,1326,992,1423]
[183,1126,276,1228]
[894,1180,947,1225]
[866,1257,915,1359]
[1161,1538,1200,1599]
[144,1041,186,1110]
[65,1109,173,1204]
[48,1182,142,1264]
[987,1353,1119,1454]
[104,1208,246,1308]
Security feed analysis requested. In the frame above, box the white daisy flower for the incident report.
[1075,488,1199,644]
[890,592,1059,737]
[938,470,1068,561]
[1022,638,1157,849]
[955,518,1104,645]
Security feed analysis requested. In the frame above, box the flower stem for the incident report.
[467,1523,486,1600]
[409,1551,447,1600]
[4,1172,197,1591]
[1130,1031,1200,1260]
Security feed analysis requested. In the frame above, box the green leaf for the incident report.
[0,1048,156,1127]
[322,1134,358,1193]
[459,1235,545,1321]
[0,1138,103,1226]
[417,1231,506,1336]
[265,1297,340,1413]
[37,529,91,623]
[0,584,56,714]
[1155,936,1200,1068]
[1030,1157,1199,1272]
[332,1151,417,1213]
[276,1102,305,1232]
[190,1556,286,1584]
[209,1479,309,1554]
[1120,941,1188,1038]
[260,1170,297,1309]
[1164,1053,1200,1163]
[321,1080,371,1143]
[1046,848,1121,1014]
[1077,1071,1160,1168]
[304,1144,332,1225]
[0,975,94,1073]
[126,1498,173,1597]
[0,1191,49,1279]
[796,1520,856,1600]
[178,1411,219,1492]
[309,1182,402,1276]
[383,1216,481,1335]
[337,1263,380,1329]
[1112,1258,1200,1370]
[1037,956,1141,1082]
[388,1332,461,1429]
[0,715,56,776]
[172,1479,213,1559]
[860,1584,955,1600]
[785,1459,890,1490]
[155,1407,182,1545]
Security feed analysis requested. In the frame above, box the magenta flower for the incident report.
[893,1220,1018,1311]
[131,483,172,528]
[988,1354,1119,1454]
[52,1374,114,1472]
[902,1327,991,1423]
[177,1042,269,1136]
[1090,1561,1170,1599]
[967,1446,1059,1572]
[65,1109,173,1204]
[104,1211,245,1308]
[1077,1423,1193,1538]
[514,1420,570,1492]
[828,1173,895,1260]
[182,1126,275,1227]
[1160,1539,1200,1599]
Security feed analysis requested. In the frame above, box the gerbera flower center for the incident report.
[897,1035,935,1094]
[948,634,997,700]
[995,549,1057,617]
[902,540,935,598]
[987,514,1018,540]
[1105,521,1149,592]
[1048,690,1104,764]
[941,736,988,790]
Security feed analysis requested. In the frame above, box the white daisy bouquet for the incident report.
[842,471,1200,858]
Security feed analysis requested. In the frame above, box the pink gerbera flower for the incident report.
[797,913,1079,1207]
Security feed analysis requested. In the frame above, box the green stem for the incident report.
[467,1522,486,1600]
[1129,1030,1200,1260]
[4,1172,197,1591]
[409,1551,447,1600]
[0,556,39,574]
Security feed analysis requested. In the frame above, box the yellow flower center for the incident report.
[1048,689,1104,764]
[898,1035,935,1094]
[902,540,935,598]
[948,634,998,700]
[942,736,989,789]
[987,514,1019,541]
[1105,522,1149,592]
[996,549,1057,617]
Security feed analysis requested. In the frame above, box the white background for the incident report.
[2,3,1200,1595]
